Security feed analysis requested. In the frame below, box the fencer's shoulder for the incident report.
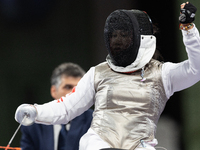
[149,59,163,67]
[95,62,110,70]
[146,59,163,74]
[95,61,108,67]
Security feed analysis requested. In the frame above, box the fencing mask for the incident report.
[104,9,153,67]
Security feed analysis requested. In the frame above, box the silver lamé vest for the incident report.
[91,59,168,150]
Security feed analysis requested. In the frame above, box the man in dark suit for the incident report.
[20,62,93,150]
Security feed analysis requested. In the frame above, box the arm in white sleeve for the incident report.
[162,24,200,99]
[35,67,96,125]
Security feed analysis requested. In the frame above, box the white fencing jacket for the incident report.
[34,25,200,149]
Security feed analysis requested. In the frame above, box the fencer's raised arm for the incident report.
[162,24,200,99]
[15,67,95,126]
[161,2,200,99]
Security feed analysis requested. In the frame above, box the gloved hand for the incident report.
[179,2,197,24]
[15,104,37,126]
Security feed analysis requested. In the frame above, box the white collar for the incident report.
[106,35,156,73]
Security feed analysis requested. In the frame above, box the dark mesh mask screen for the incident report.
[104,9,153,67]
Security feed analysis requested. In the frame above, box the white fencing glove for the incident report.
[15,104,37,126]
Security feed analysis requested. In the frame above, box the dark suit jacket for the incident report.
[20,109,93,150]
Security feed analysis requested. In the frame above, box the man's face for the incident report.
[109,30,132,55]
[51,76,81,99]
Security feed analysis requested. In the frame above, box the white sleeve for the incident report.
[162,25,200,99]
[35,67,95,125]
